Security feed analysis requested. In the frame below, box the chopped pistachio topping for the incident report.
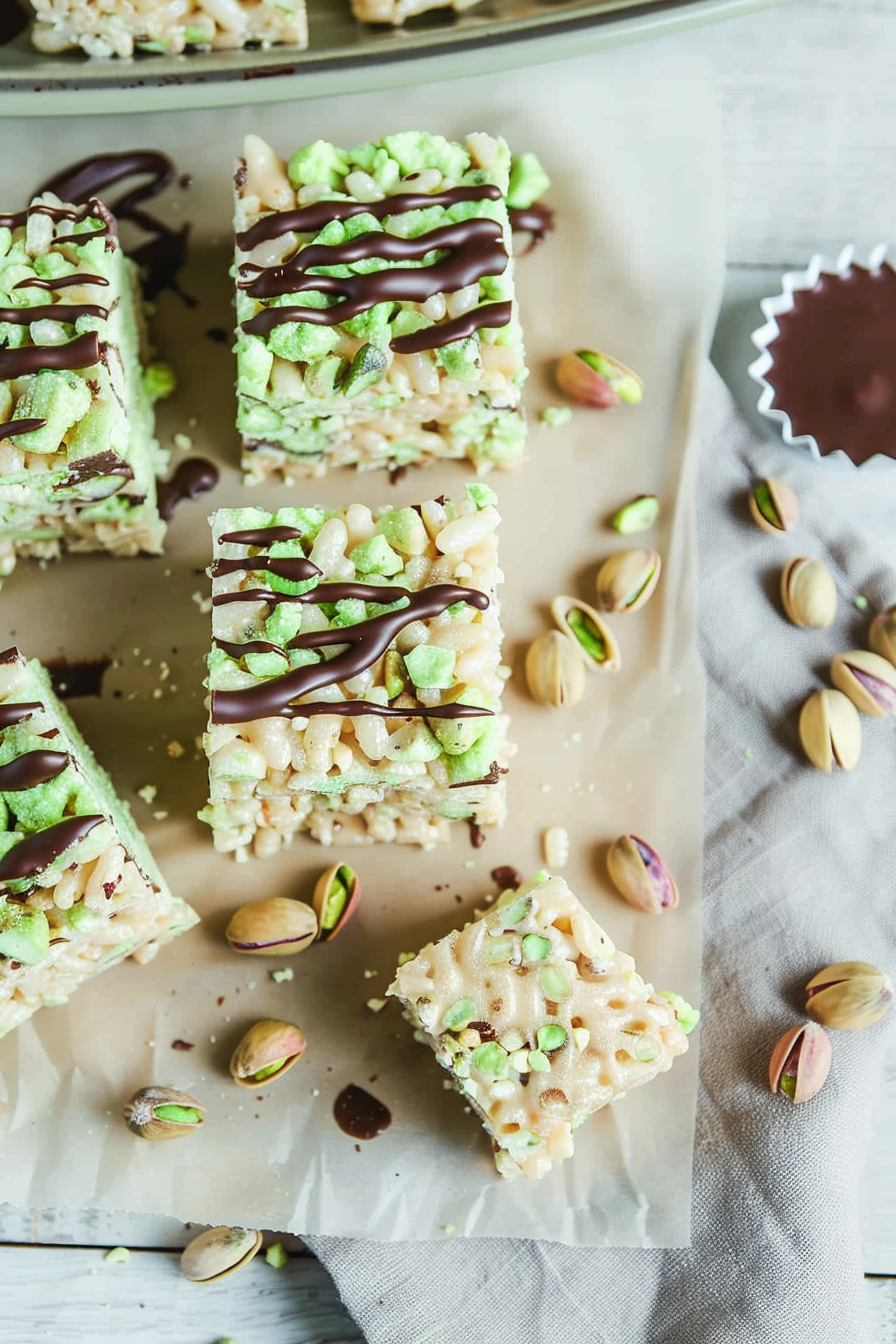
[443,997,476,1032]
[521,933,552,962]
[265,1242,288,1269]
[536,1024,568,1053]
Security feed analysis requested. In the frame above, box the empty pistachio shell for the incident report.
[769,1022,832,1103]
[595,549,662,614]
[611,494,659,535]
[229,1018,307,1089]
[555,349,643,408]
[551,596,621,671]
[869,606,896,666]
[780,557,837,628]
[123,1086,205,1142]
[225,896,317,956]
[313,864,361,941]
[831,650,896,717]
[180,1226,263,1284]
[798,689,861,773]
[805,961,892,1030]
[749,478,800,535]
[607,835,679,914]
[524,630,586,707]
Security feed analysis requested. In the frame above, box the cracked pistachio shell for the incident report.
[524,630,586,707]
[831,650,896,717]
[606,835,679,914]
[180,1226,263,1284]
[312,864,361,941]
[869,606,896,667]
[805,961,893,1030]
[229,1018,307,1089]
[555,349,643,408]
[551,596,621,672]
[225,896,317,956]
[768,1022,832,1104]
[123,1086,205,1142]
[780,557,837,628]
[749,478,800,535]
[798,689,861,773]
[595,549,662,614]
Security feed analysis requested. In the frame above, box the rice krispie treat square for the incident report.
[233,131,527,481]
[351,0,483,23]
[0,190,169,583]
[201,485,513,856]
[0,648,197,1039]
[389,874,694,1180]
[29,0,308,59]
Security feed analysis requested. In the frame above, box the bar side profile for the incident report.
[30,1,308,58]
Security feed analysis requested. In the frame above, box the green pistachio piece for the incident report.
[521,933,552,962]
[498,894,533,927]
[252,1058,288,1082]
[443,998,476,1032]
[657,990,700,1034]
[612,494,660,535]
[536,1024,568,1053]
[0,903,50,964]
[538,965,572,999]
[486,935,517,965]
[153,1105,203,1125]
[526,1050,551,1072]
[471,1041,509,1080]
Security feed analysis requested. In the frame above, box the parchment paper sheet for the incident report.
[0,47,723,1246]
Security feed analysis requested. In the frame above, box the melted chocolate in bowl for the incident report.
[765,262,896,465]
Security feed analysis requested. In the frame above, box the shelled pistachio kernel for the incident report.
[180,1226,263,1284]
[749,477,800,536]
[123,1086,205,1142]
[831,650,896,717]
[524,630,586,707]
[0,903,50,965]
[555,349,644,408]
[595,549,662,614]
[869,606,896,666]
[312,864,360,941]
[229,1019,307,1089]
[607,835,679,914]
[804,961,893,1030]
[612,494,659,535]
[798,689,861,773]
[768,1021,831,1104]
[780,557,837,628]
[225,896,317,956]
[551,595,621,671]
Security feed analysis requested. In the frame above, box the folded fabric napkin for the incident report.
[309,366,895,1344]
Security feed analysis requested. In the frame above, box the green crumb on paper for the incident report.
[743,747,753,760]
[396,951,416,966]
[136,785,157,805]
[265,1242,288,1269]
[271,967,294,984]
[143,362,177,401]
[540,406,572,429]
[104,1246,131,1265]
[441,1224,457,1237]
[854,595,869,611]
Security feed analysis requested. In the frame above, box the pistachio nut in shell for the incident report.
[780,556,837,628]
[313,864,361,941]
[869,606,896,666]
[229,1018,307,1089]
[831,650,896,717]
[123,1086,205,1142]
[555,349,643,409]
[524,629,586,707]
[550,595,621,672]
[805,961,892,1030]
[225,896,317,956]
[749,478,800,536]
[606,835,679,914]
[768,1022,832,1104]
[180,1226,263,1284]
[611,493,659,535]
[798,689,861,773]
[595,549,662,614]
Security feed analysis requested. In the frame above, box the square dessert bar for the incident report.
[29,0,308,59]
[233,131,527,481]
[0,191,168,582]
[389,875,692,1180]
[201,486,512,856]
[0,649,197,1039]
[351,0,483,23]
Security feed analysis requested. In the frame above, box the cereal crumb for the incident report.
[104,1247,131,1265]
[441,1224,457,1237]
[396,951,416,966]
[540,405,573,429]
[540,783,552,794]
[363,968,378,979]
[152,810,169,821]
[191,591,212,615]
[247,981,257,991]
[167,740,185,759]
[173,432,193,452]
[271,968,294,984]
[463,859,475,869]
[151,688,164,700]
[366,998,388,1014]
[136,785,157,805]
[311,1088,320,1098]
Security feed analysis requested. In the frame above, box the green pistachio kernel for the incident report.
[252,1058,288,1082]
[465,481,498,510]
[265,1242,288,1268]
[471,1041,509,1080]
[612,494,660,535]
[779,1073,797,1099]
[404,645,457,690]
[536,1024,568,1053]
[499,894,533,927]
[0,903,50,965]
[526,1050,551,1072]
[153,1105,203,1126]
[320,865,355,933]
[657,990,701,1035]
[443,998,476,1032]
[538,965,572,999]
[521,933,552,962]
[104,1247,131,1265]
[567,608,606,662]
[486,935,517,965]
[752,481,780,529]
[384,649,408,699]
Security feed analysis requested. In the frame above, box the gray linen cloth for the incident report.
[310,367,895,1344]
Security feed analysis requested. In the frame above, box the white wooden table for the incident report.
[3,1,896,1338]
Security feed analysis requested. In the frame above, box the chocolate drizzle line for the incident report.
[509,201,556,254]
[14,273,109,291]
[219,525,304,545]
[0,419,47,439]
[0,815,104,882]
[0,303,109,325]
[211,555,321,583]
[0,4,29,45]
[0,703,42,730]
[0,751,69,791]
[157,459,219,521]
[0,331,100,380]
[237,183,510,354]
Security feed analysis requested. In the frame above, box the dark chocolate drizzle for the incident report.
[219,525,305,545]
[58,451,133,491]
[13,273,109,291]
[0,703,42,729]
[0,815,104,881]
[0,303,109,325]
[509,201,555,254]
[0,331,100,380]
[212,579,407,608]
[237,183,510,354]
[46,657,110,699]
[0,751,69,791]
[157,459,219,521]
[0,419,47,439]
[333,1084,392,1141]
[0,4,28,45]
[210,555,321,583]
